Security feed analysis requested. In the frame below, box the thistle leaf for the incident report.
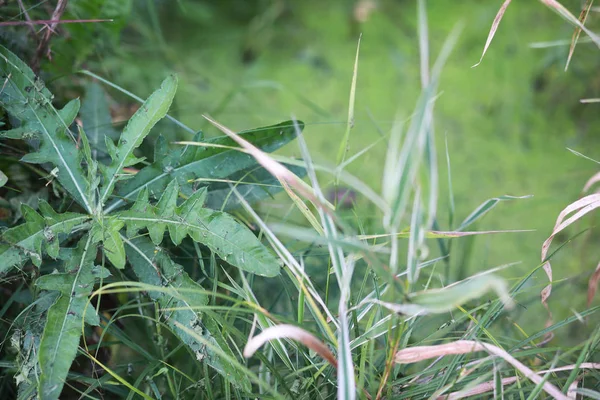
[205,164,307,210]
[124,236,252,391]
[0,46,92,212]
[0,202,89,274]
[99,74,178,206]
[117,179,280,277]
[79,82,120,162]
[36,235,99,400]
[105,120,302,213]
[90,217,126,269]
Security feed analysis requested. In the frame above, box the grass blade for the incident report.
[473,0,512,67]
[395,340,569,400]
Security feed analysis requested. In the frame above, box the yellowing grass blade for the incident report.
[541,0,600,48]
[473,0,512,68]
[244,324,337,368]
[336,34,361,169]
[395,340,569,400]
[565,0,593,71]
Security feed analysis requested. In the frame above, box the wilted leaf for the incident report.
[244,324,337,368]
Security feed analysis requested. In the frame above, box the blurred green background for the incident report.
[4,0,600,330]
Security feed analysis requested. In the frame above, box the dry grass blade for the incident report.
[473,0,512,68]
[395,340,569,400]
[441,363,600,399]
[541,0,600,48]
[244,324,338,368]
[588,262,600,307]
[541,194,600,324]
[583,171,600,192]
[565,0,593,71]
[358,229,533,240]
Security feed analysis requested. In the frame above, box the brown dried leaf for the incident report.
[473,0,512,68]
[541,194,600,325]
[395,340,569,400]
[244,324,337,368]
[583,171,600,193]
[440,363,600,399]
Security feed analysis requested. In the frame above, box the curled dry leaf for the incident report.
[244,324,338,368]
[441,363,600,400]
[472,0,512,68]
[395,340,569,400]
[583,171,600,193]
[541,194,600,327]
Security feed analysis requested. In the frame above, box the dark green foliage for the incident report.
[0,45,299,399]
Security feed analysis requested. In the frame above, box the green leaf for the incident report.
[381,274,514,316]
[105,120,302,213]
[36,235,99,400]
[0,46,92,212]
[205,164,307,210]
[90,217,126,269]
[79,82,120,162]
[99,74,178,206]
[118,180,280,277]
[12,291,59,399]
[124,236,252,391]
[0,201,89,274]
[0,170,7,187]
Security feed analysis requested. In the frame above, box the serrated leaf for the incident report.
[117,180,280,277]
[105,120,303,213]
[99,74,178,205]
[0,46,92,212]
[124,236,251,391]
[36,234,99,400]
[90,217,126,269]
[79,82,119,162]
[0,202,89,273]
